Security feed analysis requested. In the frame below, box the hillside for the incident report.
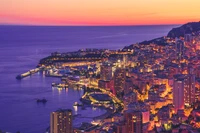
[167,21,200,38]
[123,21,200,50]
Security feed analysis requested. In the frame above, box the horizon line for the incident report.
[0,23,181,27]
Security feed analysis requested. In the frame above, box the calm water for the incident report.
[0,25,177,133]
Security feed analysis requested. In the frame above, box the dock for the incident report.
[16,67,43,80]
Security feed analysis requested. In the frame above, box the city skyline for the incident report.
[0,0,200,26]
[0,17,200,132]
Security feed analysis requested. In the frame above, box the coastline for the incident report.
[1,23,198,132]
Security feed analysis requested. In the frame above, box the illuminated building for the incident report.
[124,77,134,94]
[132,79,147,93]
[184,74,195,106]
[173,77,184,112]
[117,123,126,133]
[184,34,193,42]
[50,109,73,133]
[98,79,114,92]
[153,76,169,87]
[124,110,143,133]
[168,65,179,78]
[109,79,115,94]
[157,105,172,123]
[98,80,110,90]
[127,102,149,124]
[195,79,200,101]
[123,92,138,110]
[100,62,112,81]
[173,72,196,107]
[195,88,200,101]
[114,68,126,98]
[148,87,159,101]
[123,54,129,67]
[195,66,200,78]
[175,39,184,61]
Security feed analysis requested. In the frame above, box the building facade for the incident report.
[114,68,126,98]
[173,78,184,112]
[50,109,73,133]
[100,63,112,81]
[124,110,143,133]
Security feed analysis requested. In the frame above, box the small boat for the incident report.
[73,102,83,106]
[52,83,56,87]
[37,98,47,103]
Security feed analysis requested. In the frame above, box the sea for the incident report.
[0,25,178,133]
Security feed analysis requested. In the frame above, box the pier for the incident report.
[16,67,44,80]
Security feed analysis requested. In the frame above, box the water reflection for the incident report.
[52,86,83,95]
[42,71,45,78]
[58,88,62,95]
[52,87,70,94]
[73,106,78,115]
[92,107,97,111]
[52,87,56,91]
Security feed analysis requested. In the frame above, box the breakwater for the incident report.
[16,67,44,80]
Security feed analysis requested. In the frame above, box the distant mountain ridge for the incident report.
[167,21,200,38]
[123,21,200,50]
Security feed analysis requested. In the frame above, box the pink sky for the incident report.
[0,0,200,25]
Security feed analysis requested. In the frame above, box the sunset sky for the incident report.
[0,0,200,25]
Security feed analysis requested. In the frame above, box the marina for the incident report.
[51,83,68,88]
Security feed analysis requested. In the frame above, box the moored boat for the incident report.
[37,98,47,103]
[73,102,83,106]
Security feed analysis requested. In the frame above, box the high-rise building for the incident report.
[184,74,195,106]
[123,92,138,110]
[124,110,143,133]
[176,39,184,60]
[127,102,149,124]
[123,54,129,67]
[50,109,73,133]
[195,66,200,78]
[184,34,193,42]
[100,62,112,81]
[98,79,114,92]
[173,77,184,112]
[116,123,126,133]
[188,64,194,74]
[114,68,126,98]
[124,77,134,95]
[195,87,200,102]
[173,74,196,110]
